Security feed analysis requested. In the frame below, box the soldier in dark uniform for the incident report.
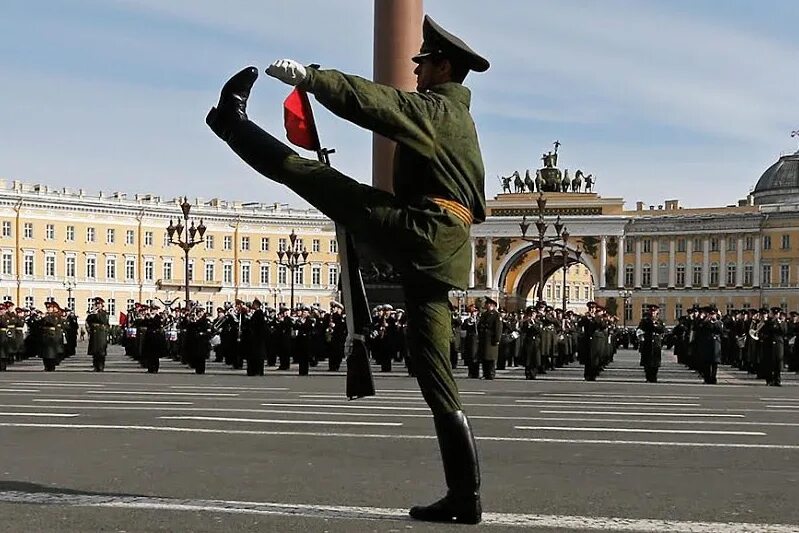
[762,307,787,386]
[327,301,347,371]
[245,299,267,376]
[0,302,11,371]
[521,306,542,380]
[63,309,79,358]
[295,305,316,376]
[637,304,665,383]
[86,297,110,371]
[40,301,64,372]
[207,14,488,523]
[186,307,212,374]
[477,297,501,380]
[461,305,480,378]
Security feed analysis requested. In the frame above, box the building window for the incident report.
[163,261,172,281]
[727,238,736,251]
[205,262,215,282]
[106,257,116,279]
[1,221,10,237]
[642,239,652,253]
[763,235,772,250]
[658,240,669,253]
[709,263,719,286]
[278,238,287,252]
[710,238,719,252]
[126,298,135,311]
[205,235,214,250]
[66,225,74,241]
[546,285,552,300]
[780,264,790,286]
[693,238,702,252]
[583,286,589,300]
[762,264,771,287]
[206,301,214,315]
[744,264,754,286]
[86,257,96,279]
[260,264,270,285]
[145,260,154,281]
[658,263,668,287]
[67,297,75,311]
[294,265,304,286]
[744,236,753,250]
[23,223,33,239]
[106,228,115,244]
[65,256,76,278]
[163,233,170,247]
[261,237,269,252]
[641,264,651,287]
[145,231,153,246]
[24,254,34,276]
[241,264,251,285]
[24,296,34,308]
[676,264,685,287]
[87,227,96,242]
[782,234,791,250]
[125,258,135,280]
[223,264,232,284]
[45,224,55,240]
[45,256,56,277]
[312,239,320,252]
[329,239,338,254]
[241,236,250,251]
[555,285,561,300]
[223,236,232,250]
[692,265,702,286]
[624,301,632,322]
[124,230,133,245]
[2,252,12,275]
[675,303,683,319]
[328,265,338,287]
[676,238,686,252]
[312,265,321,286]
[105,298,115,315]
[726,263,736,286]
[624,265,634,287]
[278,264,287,285]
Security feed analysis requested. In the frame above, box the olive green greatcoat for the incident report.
[213,68,488,415]
[39,314,63,360]
[86,309,110,356]
[477,309,502,362]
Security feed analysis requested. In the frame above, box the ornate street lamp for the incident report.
[519,192,568,304]
[277,230,311,310]
[63,279,76,311]
[618,289,633,329]
[166,197,206,306]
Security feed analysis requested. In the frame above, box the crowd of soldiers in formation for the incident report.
[0,294,796,386]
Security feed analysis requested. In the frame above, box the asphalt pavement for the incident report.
[1,344,798,532]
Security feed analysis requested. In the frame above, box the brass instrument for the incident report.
[749,320,765,340]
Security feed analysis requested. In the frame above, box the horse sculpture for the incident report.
[513,171,525,193]
[535,170,543,193]
[524,169,535,193]
[584,174,594,193]
[572,170,583,192]
[561,169,571,192]
[500,175,512,193]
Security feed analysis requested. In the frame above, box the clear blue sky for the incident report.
[1,0,797,209]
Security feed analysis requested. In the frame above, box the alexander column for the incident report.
[372,0,423,192]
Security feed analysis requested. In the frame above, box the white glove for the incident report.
[265,59,307,86]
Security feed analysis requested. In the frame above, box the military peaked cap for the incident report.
[411,15,490,73]
[484,297,497,306]
[330,300,344,309]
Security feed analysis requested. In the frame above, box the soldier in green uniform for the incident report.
[206,14,488,524]
[637,304,665,383]
[477,297,502,380]
[86,297,110,371]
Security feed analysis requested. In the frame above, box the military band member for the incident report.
[461,305,480,378]
[40,301,64,372]
[327,301,347,371]
[637,304,665,383]
[477,297,501,380]
[86,297,110,371]
[521,306,543,380]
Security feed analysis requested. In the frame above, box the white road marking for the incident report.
[540,410,744,417]
[0,389,40,393]
[0,490,797,532]
[300,394,428,401]
[379,389,486,395]
[1,422,795,449]
[766,405,799,409]
[514,426,766,436]
[34,399,193,405]
[86,391,238,397]
[516,400,701,407]
[159,416,402,427]
[0,412,79,417]
[543,393,701,400]
[169,386,289,391]
[261,402,430,411]
[11,382,106,388]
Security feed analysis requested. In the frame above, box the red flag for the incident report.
[119,312,127,327]
[283,88,321,151]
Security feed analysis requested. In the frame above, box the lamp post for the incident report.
[265,287,283,309]
[276,230,311,310]
[519,193,568,304]
[166,197,206,306]
[63,279,76,311]
[618,289,633,329]
[449,289,466,314]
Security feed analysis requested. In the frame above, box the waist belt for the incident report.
[429,197,473,226]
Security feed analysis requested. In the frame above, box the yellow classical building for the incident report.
[0,180,339,322]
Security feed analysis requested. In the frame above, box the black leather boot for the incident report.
[206,66,258,141]
[409,411,481,524]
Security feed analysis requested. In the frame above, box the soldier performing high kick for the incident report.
[205,15,489,524]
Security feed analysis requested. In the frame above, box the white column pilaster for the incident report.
[702,237,710,288]
[719,237,727,288]
[617,236,625,288]
[753,235,761,287]
[685,237,693,288]
[668,239,676,288]
[651,238,659,288]
[485,237,493,289]
[736,236,744,287]
[469,238,476,288]
[634,238,642,288]
[599,235,607,289]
